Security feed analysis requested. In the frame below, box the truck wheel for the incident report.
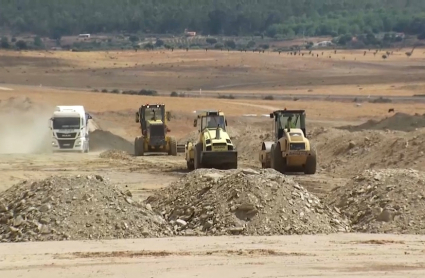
[304,147,317,174]
[169,137,177,156]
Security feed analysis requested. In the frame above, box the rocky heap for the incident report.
[0,175,171,243]
[326,169,425,234]
[99,149,130,160]
[146,168,349,236]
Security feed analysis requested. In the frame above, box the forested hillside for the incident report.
[1,0,425,38]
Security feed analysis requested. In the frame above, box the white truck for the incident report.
[49,106,92,153]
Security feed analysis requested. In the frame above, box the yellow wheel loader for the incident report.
[185,110,237,170]
[259,109,316,174]
[134,103,184,156]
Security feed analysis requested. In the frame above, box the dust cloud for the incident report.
[0,97,53,154]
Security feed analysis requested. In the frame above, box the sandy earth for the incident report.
[1,234,425,278]
[1,48,425,277]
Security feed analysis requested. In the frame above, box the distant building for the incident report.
[78,34,90,38]
[312,41,334,48]
[184,29,196,37]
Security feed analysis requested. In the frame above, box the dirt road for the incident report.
[1,234,424,277]
[0,152,184,200]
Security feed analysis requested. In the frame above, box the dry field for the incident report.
[1,47,425,96]
[1,47,425,277]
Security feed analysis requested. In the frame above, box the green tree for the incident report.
[129,35,139,43]
[34,36,44,48]
[1,37,10,49]
[0,1,425,37]
[15,40,27,49]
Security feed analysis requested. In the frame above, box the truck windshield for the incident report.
[52,117,81,129]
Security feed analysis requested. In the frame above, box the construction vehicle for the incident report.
[49,106,92,153]
[134,103,184,156]
[185,110,237,170]
[259,109,316,174]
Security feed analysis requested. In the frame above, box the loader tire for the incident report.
[134,137,144,156]
[271,143,285,174]
[194,143,203,169]
[304,146,317,174]
[169,137,177,156]
[187,161,194,171]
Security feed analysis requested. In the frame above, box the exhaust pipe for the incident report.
[216,125,221,139]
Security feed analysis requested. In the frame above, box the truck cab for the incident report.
[49,106,92,153]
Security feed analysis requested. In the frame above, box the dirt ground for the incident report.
[1,47,425,277]
[2,234,425,278]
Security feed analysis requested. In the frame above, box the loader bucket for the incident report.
[200,150,238,169]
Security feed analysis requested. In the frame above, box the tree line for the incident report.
[0,0,424,39]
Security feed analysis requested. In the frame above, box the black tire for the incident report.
[169,137,177,156]
[134,137,144,156]
[187,161,194,170]
[194,143,203,169]
[270,143,285,173]
[134,137,139,156]
[304,145,317,174]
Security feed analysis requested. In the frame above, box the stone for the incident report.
[176,219,187,227]
[39,203,52,212]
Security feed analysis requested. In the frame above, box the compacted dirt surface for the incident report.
[2,48,425,277]
[2,234,425,278]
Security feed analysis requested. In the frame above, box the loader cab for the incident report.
[270,110,306,140]
[135,104,171,135]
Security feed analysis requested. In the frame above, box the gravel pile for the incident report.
[99,149,131,160]
[0,175,171,243]
[146,168,349,236]
[326,169,425,234]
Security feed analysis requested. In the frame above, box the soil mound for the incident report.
[326,169,425,234]
[312,127,425,176]
[339,113,425,132]
[146,168,349,236]
[0,175,171,243]
[99,149,131,160]
[89,130,134,154]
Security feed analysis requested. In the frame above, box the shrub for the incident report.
[138,89,158,96]
[206,38,217,44]
[0,37,9,49]
[224,40,236,49]
[15,40,27,50]
[217,94,235,99]
[214,43,224,49]
[369,97,392,103]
